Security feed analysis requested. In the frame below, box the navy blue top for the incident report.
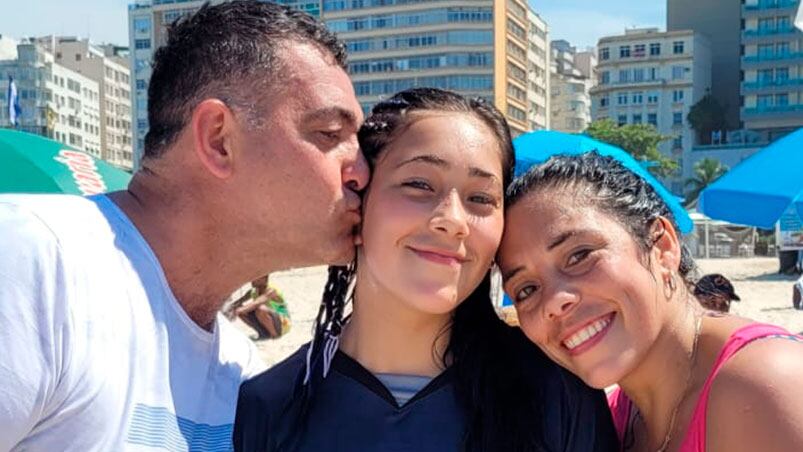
[234,344,618,452]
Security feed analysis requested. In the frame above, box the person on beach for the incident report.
[233,88,618,452]
[693,273,740,313]
[224,275,292,340]
[793,273,803,310]
[497,152,803,452]
[0,1,367,450]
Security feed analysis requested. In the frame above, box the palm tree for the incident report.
[685,158,728,205]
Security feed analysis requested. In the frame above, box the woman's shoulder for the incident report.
[705,322,803,451]
[239,344,310,407]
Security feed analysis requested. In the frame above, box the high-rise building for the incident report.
[591,28,712,192]
[0,41,102,157]
[667,0,742,130]
[740,0,803,142]
[38,37,134,170]
[128,0,551,165]
[128,0,323,167]
[550,40,594,133]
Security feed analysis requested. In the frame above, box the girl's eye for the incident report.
[515,284,539,303]
[318,131,339,141]
[468,193,498,206]
[567,249,593,267]
[402,180,433,191]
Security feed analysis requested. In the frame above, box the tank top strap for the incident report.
[680,323,800,451]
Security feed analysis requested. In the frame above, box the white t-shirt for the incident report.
[0,194,266,451]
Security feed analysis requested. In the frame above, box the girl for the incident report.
[234,89,618,452]
[498,152,803,452]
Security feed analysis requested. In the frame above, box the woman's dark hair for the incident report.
[507,152,698,286]
[284,88,549,451]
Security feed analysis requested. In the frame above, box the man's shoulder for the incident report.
[0,194,114,245]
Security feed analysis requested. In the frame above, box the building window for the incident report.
[600,71,610,85]
[600,47,610,60]
[672,66,686,80]
[618,114,627,126]
[672,90,685,102]
[633,113,643,124]
[648,67,659,80]
[776,93,789,106]
[619,69,630,83]
[647,92,659,104]
[632,91,643,104]
[507,105,527,121]
[777,16,791,31]
[776,67,789,83]
[134,39,151,50]
[673,41,684,54]
[758,68,774,84]
[757,94,772,108]
[634,44,646,57]
[600,97,609,107]
[647,113,658,126]
[776,41,790,56]
[758,43,774,58]
[620,45,631,58]
[618,92,629,105]
[673,136,682,149]
[649,42,661,56]
[673,112,683,125]
[633,68,645,82]
[134,17,151,35]
[135,79,146,90]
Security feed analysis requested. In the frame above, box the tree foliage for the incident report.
[584,119,677,177]
[687,94,727,144]
[685,157,728,203]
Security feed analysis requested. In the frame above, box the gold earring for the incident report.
[664,274,677,300]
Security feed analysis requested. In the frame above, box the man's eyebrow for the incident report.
[302,107,358,127]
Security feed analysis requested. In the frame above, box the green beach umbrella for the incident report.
[0,129,131,195]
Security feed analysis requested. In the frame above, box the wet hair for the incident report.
[144,0,346,159]
[285,88,551,451]
[507,152,698,286]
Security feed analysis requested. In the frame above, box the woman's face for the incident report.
[497,188,667,389]
[357,112,505,315]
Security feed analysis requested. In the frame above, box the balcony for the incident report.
[742,26,799,40]
[742,104,803,116]
[743,0,798,12]
[743,51,803,63]
[742,78,803,90]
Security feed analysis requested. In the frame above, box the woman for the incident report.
[497,152,803,452]
[234,89,618,451]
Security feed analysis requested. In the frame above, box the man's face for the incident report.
[233,42,368,269]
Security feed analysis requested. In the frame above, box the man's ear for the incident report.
[650,216,682,278]
[191,99,236,179]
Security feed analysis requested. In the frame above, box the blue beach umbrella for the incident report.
[699,128,803,229]
[511,130,693,234]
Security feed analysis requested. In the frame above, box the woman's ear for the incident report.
[649,216,682,279]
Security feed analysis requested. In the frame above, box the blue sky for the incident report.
[0,0,665,49]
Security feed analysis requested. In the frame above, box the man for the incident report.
[794,272,803,310]
[0,1,367,450]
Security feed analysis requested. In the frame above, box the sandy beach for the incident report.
[236,257,803,367]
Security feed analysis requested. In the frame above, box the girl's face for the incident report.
[357,112,505,316]
[497,188,671,389]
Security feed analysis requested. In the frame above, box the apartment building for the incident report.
[42,37,135,170]
[0,42,102,157]
[591,28,712,192]
[550,39,594,133]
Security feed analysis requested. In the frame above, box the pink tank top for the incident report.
[607,323,802,452]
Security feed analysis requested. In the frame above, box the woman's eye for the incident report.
[567,249,592,267]
[515,284,539,303]
[402,180,433,191]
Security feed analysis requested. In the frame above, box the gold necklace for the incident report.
[653,314,703,452]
